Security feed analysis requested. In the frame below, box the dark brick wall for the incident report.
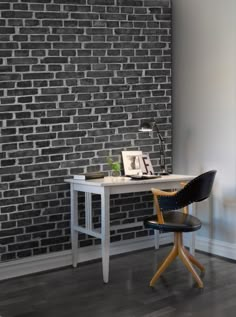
[0,0,172,262]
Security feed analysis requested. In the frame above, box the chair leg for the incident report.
[150,232,204,288]
[150,244,178,287]
[183,246,205,272]
[176,234,204,288]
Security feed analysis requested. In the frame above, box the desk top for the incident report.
[65,174,195,188]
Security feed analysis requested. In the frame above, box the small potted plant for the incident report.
[107,157,121,177]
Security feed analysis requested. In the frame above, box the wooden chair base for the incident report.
[150,232,205,288]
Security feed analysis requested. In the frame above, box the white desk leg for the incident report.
[101,188,110,283]
[188,203,196,255]
[153,201,160,249]
[154,231,160,249]
[85,192,92,231]
[70,185,78,267]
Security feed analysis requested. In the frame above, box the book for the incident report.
[73,172,105,180]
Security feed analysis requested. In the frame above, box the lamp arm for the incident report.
[153,121,164,142]
[153,122,168,174]
[159,138,166,169]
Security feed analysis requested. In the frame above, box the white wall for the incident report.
[172,0,236,255]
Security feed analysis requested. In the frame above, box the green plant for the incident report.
[107,157,121,172]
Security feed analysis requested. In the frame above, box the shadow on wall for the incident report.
[197,178,236,257]
[222,197,236,243]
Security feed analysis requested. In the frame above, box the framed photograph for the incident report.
[139,153,154,175]
[122,151,143,176]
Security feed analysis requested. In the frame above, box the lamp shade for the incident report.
[139,121,153,132]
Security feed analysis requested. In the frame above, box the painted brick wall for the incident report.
[0,0,172,262]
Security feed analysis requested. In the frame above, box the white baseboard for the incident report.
[1,234,235,281]
[196,236,236,260]
[0,233,172,281]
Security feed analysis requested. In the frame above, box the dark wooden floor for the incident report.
[0,246,236,317]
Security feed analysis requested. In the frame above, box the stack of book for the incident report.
[73,172,105,180]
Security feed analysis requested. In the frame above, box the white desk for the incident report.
[65,174,195,283]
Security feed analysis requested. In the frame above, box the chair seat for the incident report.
[144,211,201,232]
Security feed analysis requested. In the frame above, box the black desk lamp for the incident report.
[139,120,169,175]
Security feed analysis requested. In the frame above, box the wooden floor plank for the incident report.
[0,246,235,317]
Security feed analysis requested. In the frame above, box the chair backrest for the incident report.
[158,170,217,212]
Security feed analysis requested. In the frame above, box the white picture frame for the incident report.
[122,151,143,176]
[139,153,154,175]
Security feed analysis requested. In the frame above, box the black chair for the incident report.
[144,170,217,288]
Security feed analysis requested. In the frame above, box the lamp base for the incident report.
[159,169,169,176]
